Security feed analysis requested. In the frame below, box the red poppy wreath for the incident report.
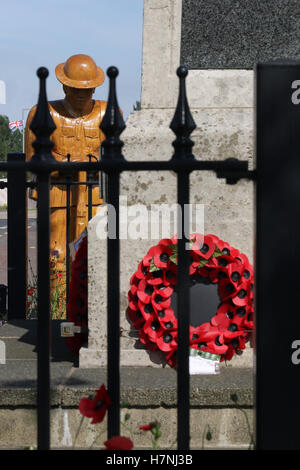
[127,234,254,368]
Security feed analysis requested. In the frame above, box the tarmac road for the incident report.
[0,213,37,286]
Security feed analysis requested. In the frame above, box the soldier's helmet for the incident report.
[55,54,105,89]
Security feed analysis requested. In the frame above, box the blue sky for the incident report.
[0,0,144,123]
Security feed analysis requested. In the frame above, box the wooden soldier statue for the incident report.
[25,54,106,288]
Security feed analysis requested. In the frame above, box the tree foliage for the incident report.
[133,101,141,111]
[0,115,22,162]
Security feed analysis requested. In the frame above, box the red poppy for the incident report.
[223,326,244,341]
[211,312,231,332]
[189,326,201,343]
[244,310,254,330]
[156,307,176,326]
[128,289,139,311]
[156,330,177,352]
[146,270,165,285]
[232,281,250,306]
[135,261,149,278]
[189,252,201,275]
[138,299,157,320]
[140,422,157,431]
[197,322,220,342]
[137,279,154,304]
[161,317,178,333]
[127,308,145,330]
[154,283,173,298]
[104,436,134,450]
[223,343,235,361]
[143,317,163,342]
[165,350,177,368]
[162,264,178,286]
[218,277,238,301]
[148,243,173,269]
[216,240,240,259]
[205,334,228,355]
[190,233,215,260]
[151,292,171,310]
[139,329,158,352]
[78,384,111,424]
[226,262,244,286]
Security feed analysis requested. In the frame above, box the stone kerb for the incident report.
[80,0,254,368]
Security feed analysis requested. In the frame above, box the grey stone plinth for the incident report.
[181,0,300,69]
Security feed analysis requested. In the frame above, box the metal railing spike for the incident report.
[30,67,56,164]
[170,65,196,161]
[100,66,125,161]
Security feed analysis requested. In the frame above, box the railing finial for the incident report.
[100,66,126,161]
[170,65,196,161]
[30,67,56,164]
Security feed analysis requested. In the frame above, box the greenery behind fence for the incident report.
[0,115,23,178]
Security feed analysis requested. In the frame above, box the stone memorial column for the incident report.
[81,0,299,368]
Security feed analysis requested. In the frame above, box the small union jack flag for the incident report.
[8,120,23,132]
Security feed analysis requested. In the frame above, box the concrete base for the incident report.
[0,359,254,450]
[0,407,253,450]
[80,345,253,369]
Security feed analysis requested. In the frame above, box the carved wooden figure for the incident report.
[25,54,107,292]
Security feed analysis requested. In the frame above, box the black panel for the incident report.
[256,60,300,449]
[181,0,300,69]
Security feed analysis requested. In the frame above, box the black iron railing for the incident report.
[6,154,99,319]
[0,65,253,450]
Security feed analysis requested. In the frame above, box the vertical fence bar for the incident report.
[66,153,71,302]
[170,66,196,450]
[100,66,125,439]
[177,171,190,450]
[7,152,27,320]
[106,171,120,437]
[87,154,93,222]
[29,67,56,450]
[99,145,104,200]
[36,171,51,448]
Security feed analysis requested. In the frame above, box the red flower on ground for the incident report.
[104,436,134,450]
[78,384,111,424]
[140,421,157,431]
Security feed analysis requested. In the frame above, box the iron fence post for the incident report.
[87,153,93,222]
[29,67,56,450]
[170,66,196,450]
[100,66,126,439]
[66,153,71,302]
[7,152,27,320]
